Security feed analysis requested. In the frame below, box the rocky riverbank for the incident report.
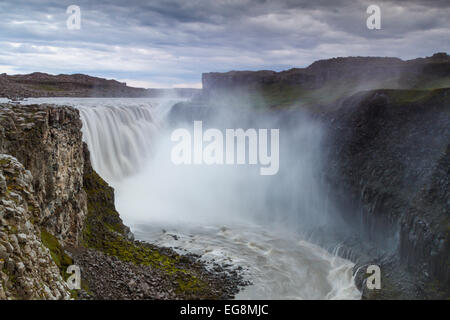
[70,247,246,300]
[0,103,245,300]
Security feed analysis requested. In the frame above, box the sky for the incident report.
[0,0,448,88]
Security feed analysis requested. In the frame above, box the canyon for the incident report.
[0,103,243,299]
[0,52,448,299]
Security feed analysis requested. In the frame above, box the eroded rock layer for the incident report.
[0,104,87,246]
[0,154,70,299]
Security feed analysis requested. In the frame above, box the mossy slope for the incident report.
[81,155,221,298]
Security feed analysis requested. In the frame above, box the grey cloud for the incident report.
[0,0,448,87]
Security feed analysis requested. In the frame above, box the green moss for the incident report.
[69,289,78,299]
[417,76,450,90]
[425,279,449,299]
[257,83,306,109]
[2,267,17,287]
[82,168,213,297]
[8,225,18,234]
[363,88,450,108]
[176,277,207,295]
[40,228,73,279]
[216,80,371,110]
[209,69,450,111]
[380,89,435,105]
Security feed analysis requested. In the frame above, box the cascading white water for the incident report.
[19,97,361,300]
[77,105,157,182]
[20,97,179,182]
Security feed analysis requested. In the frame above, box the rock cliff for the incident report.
[324,88,449,299]
[0,154,71,299]
[0,104,87,246]
[0,104,88,299]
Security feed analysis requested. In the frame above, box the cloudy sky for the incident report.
[0,0,448,88]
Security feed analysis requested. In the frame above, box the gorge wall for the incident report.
[0,103,138,299]
[324,88,449,299]
[0,104,87,246]
[0,104,88,299]
[0,154,71,299]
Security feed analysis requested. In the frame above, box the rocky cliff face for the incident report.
[0,154,71,299]
[203,53,450,92]
[324,88,449,299]
[0,104,87,246]
[0,104,89,299]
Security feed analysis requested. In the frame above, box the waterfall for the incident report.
[18,97,361,299]
[78,104,158,182]
[16,97,182,184]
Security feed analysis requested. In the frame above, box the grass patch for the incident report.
[370,88,450,107]
[82,167,212,297]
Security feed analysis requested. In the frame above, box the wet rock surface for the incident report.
[323,88,450,299]
[0,154,70,299]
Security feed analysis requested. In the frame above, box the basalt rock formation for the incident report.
[0,104,87,246]
[0,154,71,299]
[0,104,88,299]
[323,88,450,299]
